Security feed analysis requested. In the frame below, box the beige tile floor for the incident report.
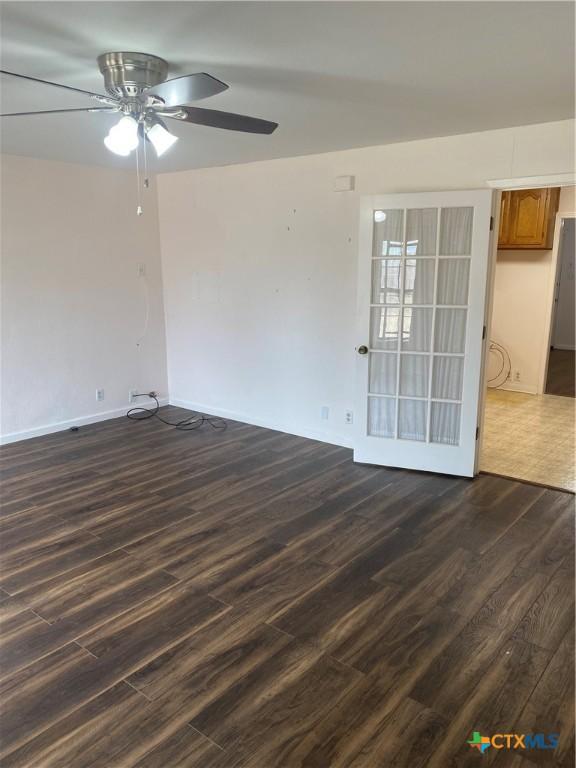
[481,388,575,492]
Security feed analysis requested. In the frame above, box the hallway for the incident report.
[546,349,575,398]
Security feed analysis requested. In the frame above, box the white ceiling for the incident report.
[1,1,574,173]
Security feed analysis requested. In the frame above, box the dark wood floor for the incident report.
[545,349,575,398]
[0,407,574,767]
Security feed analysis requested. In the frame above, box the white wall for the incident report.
[157,120,574,447]
[490,185,575,393]
[489,248,554,393]
[1,155,168,442]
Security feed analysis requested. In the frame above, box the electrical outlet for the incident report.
[345,410,354,425]
[129,389,139,403]
[137,263,146,278]
[513,369,521,382]
[96,388,105,402]
[320,406,330,421]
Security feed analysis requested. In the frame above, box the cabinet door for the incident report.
[498,188,560,249]
[509,188,548,246]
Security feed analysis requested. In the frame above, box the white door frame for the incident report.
[474,192,501,473]
[476,174,575,471]
[486,173,576,191]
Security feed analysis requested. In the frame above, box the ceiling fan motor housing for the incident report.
[97,52,168,99]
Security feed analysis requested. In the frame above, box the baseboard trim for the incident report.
[0,398,169,445]
[2,396,353,449]
[551,344,576,351]
[494,383,539,395]
[169,397,353,450]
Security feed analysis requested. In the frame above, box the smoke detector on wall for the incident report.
[1,51,278,158]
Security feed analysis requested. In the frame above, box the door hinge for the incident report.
[490,216,494,231]
[476,426,480,440]
[482,324,487,340]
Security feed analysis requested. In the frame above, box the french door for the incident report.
[354,190,494,477]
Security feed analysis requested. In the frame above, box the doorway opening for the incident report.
[545,217,575,397]
[480,186,575,492]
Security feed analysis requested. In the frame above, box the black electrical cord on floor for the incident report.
[127,394,227,431]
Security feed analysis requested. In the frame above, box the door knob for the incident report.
[357,345,368,355]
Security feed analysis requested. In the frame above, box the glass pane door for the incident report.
[368,206,472,446]
[355,190,493,477]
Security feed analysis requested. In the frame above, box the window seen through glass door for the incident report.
[368,206,473,445]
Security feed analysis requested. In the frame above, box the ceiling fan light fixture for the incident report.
[103,133,131,156]
[103,115,139,156]
[146,121,178,157]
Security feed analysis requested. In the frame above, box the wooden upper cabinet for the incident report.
[498,187,560,249]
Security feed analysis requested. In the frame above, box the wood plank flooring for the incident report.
[0,406,574,767]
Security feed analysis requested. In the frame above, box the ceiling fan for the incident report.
[0,52,279,157]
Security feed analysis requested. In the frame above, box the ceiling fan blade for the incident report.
[165,106,278,134]
[0,107,118,117]
[146,73,228,106]
[0,69,119,106]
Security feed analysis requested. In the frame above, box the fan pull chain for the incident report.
[135,137,143,216]
[134,128,151,216]
[143,132,150,190]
